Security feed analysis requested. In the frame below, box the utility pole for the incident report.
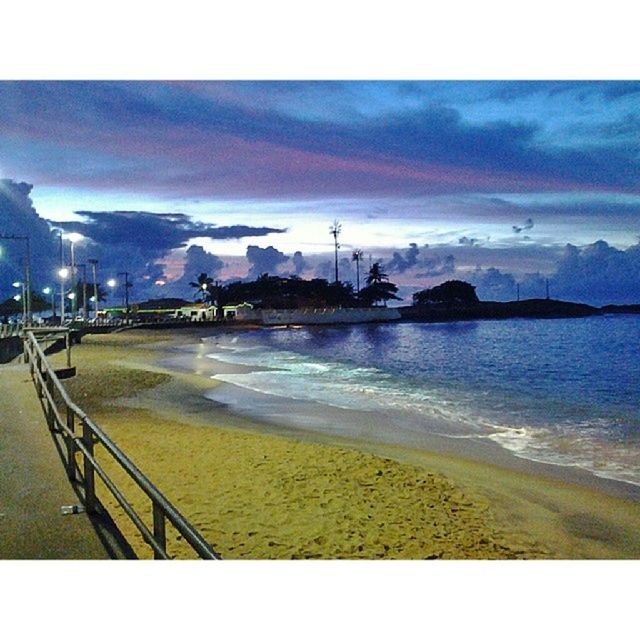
[329,220,342,283]
[88,259,99,318]
[77,264,88,322]
[69,239,77,318]
[59,232,65,325]
[545,279,550,300]
[516,282,520,302]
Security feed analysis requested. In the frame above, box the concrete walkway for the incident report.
[0,362,131,559]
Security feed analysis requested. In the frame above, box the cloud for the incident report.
[415,253,456,278]
[246,245,289,279]
[292,250,308,275]
[2,81,638,201]
[550,240,640,305]
[385,243,421,273]
[55,210,284,253]
[467,267,517,301]
[314,259,333,280]
[157,245,225,299]
[0,180,59,299]
[464,240,640,305]
[513,218,534,234]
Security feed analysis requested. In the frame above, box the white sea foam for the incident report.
[205,329,640,487]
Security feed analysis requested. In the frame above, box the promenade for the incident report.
[0,360,130,559]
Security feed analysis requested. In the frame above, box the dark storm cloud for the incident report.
[467,267,517,301]
[0,180,58,299]
[246,245,289,279]
[55,210,284,252]
[385,243,421,273]
[158,245,225,299]
[551,240,640,305]
[466,240,640,305]
[415,254,456,278]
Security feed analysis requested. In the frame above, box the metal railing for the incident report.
[23,331,220,560]
[1,323,23,339]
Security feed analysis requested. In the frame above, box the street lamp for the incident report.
[58,267,69,324]
[43,287,55,323]
[88,259,99,319]
[64,232,84,318]
[76,263,88,321]
[12,281,26,324]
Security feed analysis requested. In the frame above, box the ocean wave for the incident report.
[204,330,640,487]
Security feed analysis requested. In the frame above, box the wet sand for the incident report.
[49,329,640,559]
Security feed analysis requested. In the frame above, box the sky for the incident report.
[1,80,639,305]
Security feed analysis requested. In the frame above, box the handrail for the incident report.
[23,331,220,560]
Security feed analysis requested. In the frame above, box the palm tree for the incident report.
[360,262,399,307]
[189,272,214,302]
[366,262,388,285]
[352,249,363,293]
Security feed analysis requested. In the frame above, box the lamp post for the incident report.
[12,281,26,325]
[58,267,69,325]
[107,278,117,320]
[88,259,99,318]
[77,263,88,322]
[43,287,55,323]
[65,233,84,319]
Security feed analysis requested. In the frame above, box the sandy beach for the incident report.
[48,329,640,559]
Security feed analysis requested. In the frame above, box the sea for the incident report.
[202,315,640,487]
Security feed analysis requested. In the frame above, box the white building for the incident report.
[173,303,217,321]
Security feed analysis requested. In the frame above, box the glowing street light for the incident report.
[107,278,116,288]
[43,287,55,322]
[63,232,84,317]
[12,281,26,323]
[88,259,99,319]
[58,267,69,324]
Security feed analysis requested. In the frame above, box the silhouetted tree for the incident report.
[366,262,388,286]
[359,262,400,306]
[190,272,214,302]
[413,280,479,306]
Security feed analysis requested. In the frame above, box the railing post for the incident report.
[153,504,167,559]
[66,407,77,482]
[82,420,97,513]
[65,331,71,368]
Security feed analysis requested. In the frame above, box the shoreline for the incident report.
[50,329,640,558]
[162,327,640,502]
